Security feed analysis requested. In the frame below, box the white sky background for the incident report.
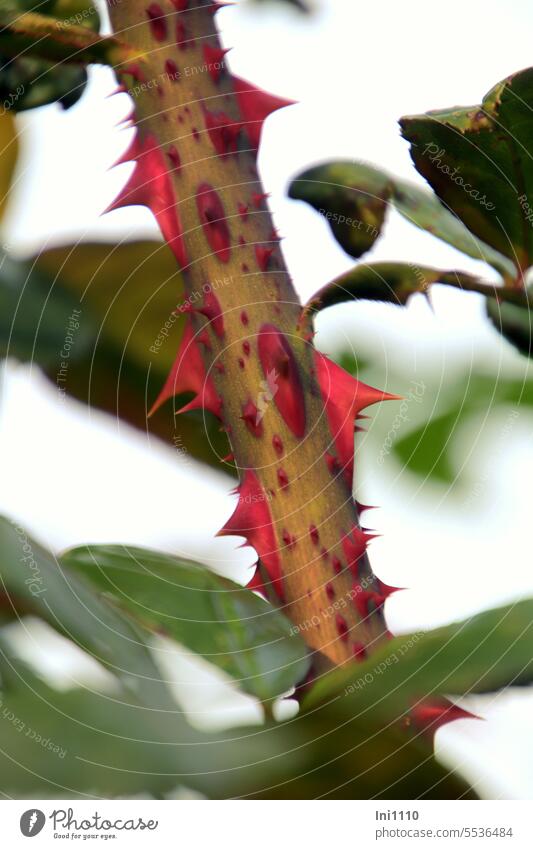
[1,0,533,798]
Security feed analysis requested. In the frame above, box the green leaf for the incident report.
[0,250,96,365]
[303,600,533,721]
[251,711,476,800]
[486,295,533,357]
[0,654,298,799]
[0,112,19,223]
[62,544,311,703]
[0,241,229,471]
[401,67,533,276]
[307,261,525,311]
[390,370,533,488]
[0,517,174,710]
[289,162,389,259]
[289,161,514,278]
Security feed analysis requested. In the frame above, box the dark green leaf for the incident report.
[304,600,533,720]
[0,113,18,222]
[289,161,514,277]
[401,67,533,276]
[0,241,229,471]
[289,162,389,259]
[0,652,474,800]
[0,654,298,799]
[307,261,524,311]
[486,295,533,357]
[0,517,174,710]
[62,544,311,703]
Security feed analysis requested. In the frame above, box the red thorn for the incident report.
[203,45,230,82]
[309,524,319,545]
[336,614,349,642]
[341,526,368,578]
[257,324,306,438]
[352,641,367,661]
[241,399,263,437]
[196,183,232,263]
[272,434,283,455]
[112,134,142,168]
[221,452,235,463]
[325,582,335,601]
[240,310,249,326]
[165,59,180,81]
[198,289,225,338]
[332,556,343,574]
[246,566,268,599]
[356,500,375,515]
[233,76,295,149]
[197,328,212,350]
[251,192,269,209]
[166,145,182,172]
[325,452,339,475]
[242,340,251,356]
[105,132,187,267]
[281,528,296,550]
[149,319,222,418]
[409,700,478,736]
[176,21,186,48]
[238,202,249,220]
[219,471,284,600]
[171,0,189,9]
[315,351,400,486]
[204,107,243,156]
[146,3,168,42]
[255,245,275,272]
[277,468,289,490]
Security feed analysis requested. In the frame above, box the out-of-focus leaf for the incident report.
[304,600,533,721]
[250,712,476,800]
[0,517,175,710]
[0,653,302,799]
[393,409,459,485]
[62,544,311,703]
[486,295,533,357]
[0,250,96,365]
[0,1,136,111]
[401,67,533,275]
[307,261,525,311]
[0,241,229,470]
[289,162,389,259]
[289,161,514,278]
[336,350,533,492]
[391,371,533,487]
[0,112,18,222]
[0,652,474,800]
